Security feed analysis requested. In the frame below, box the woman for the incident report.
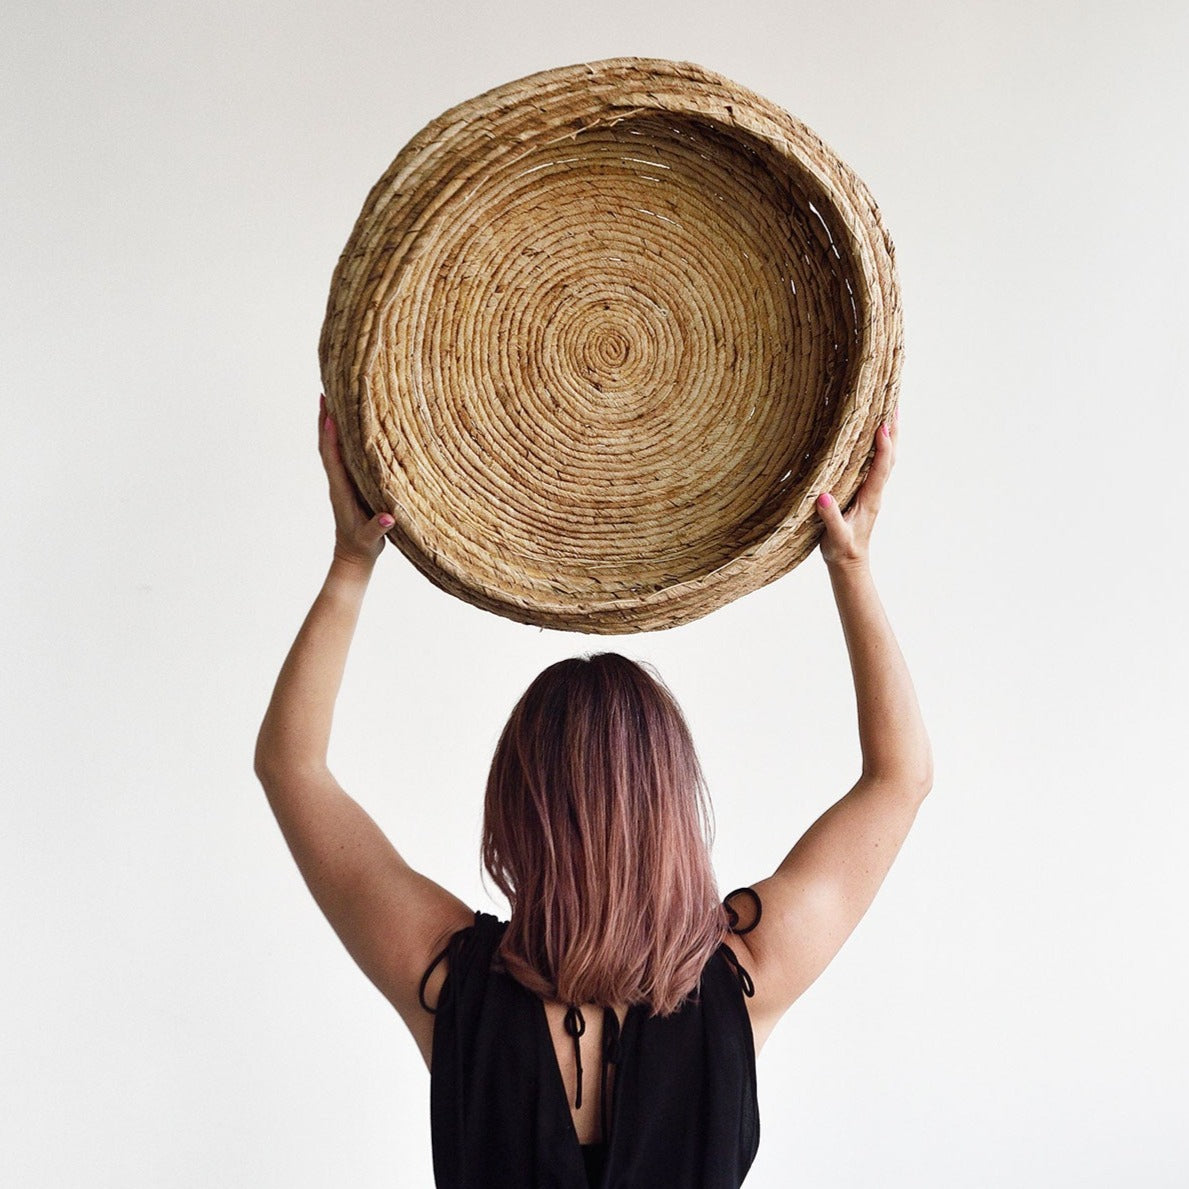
[254,397,932,1187]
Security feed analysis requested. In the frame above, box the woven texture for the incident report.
[319,57,903,632]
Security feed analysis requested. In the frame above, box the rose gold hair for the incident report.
[482,652,728,1016]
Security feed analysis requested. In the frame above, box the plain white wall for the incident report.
[3,1,1186,1185]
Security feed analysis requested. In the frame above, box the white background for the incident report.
[3,2,1187,1186]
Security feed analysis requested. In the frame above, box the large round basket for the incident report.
[319,57,902,633]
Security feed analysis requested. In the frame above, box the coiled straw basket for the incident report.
[319,57,902,632]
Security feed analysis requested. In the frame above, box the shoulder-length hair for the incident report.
[482,652,728,1016]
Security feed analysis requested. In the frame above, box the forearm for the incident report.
[254,555,375,780]
[827,560,932,786]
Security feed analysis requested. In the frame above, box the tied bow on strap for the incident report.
[562,1004,625,1145]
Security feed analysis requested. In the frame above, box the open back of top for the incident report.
[425,911,760,1188]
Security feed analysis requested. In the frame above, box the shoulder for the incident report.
[418,911,505,1014]
[397,910,500,1071]
[718,886,783,1055]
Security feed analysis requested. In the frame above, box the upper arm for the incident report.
[256,763,475,1061]
[729,772,932,1048]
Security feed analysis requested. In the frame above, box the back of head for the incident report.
[483,652,728,1016]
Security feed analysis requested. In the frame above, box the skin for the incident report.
[254,397,932,1133]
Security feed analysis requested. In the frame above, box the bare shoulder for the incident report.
[723,772,931,1053]
[257,764,479,1069]
[389,880,477,1071]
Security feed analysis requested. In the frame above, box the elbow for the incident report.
[914,749,935,802]
[909,742,934,803]
[887,768,932,811]
[889,736,935,803]
[893,768,933,806]
[921,741,935,796]
[253,726,296,789]
[253,753,273,792]
[916,767,934,802]
[253,733,280,790]
[863,757,933,805]
[253,750,293,804]
[253,737,327,795]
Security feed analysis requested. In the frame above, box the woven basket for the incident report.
[319,57,902,633]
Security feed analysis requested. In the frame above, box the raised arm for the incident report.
[253,397,473,1069]
[726,409,934,1053]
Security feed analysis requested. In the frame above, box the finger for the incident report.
[317,402,338,466]
[319,412,359,502]
[318,428,349,497]
[319,406,343,462]
[814,491,849,538]
[317,399,382,521]
[370,511,396,539]
[856,423,895,512]
[879,419,896,463]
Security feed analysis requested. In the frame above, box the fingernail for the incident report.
[881,423,890,438]
[379,514,395,528]
[817,492,832,508]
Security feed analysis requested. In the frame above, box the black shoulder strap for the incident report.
[418,912,490,1013]
[723,886,762,935]
[720,887,761,998]
[418,940,453,1014]
[718,943,755,999]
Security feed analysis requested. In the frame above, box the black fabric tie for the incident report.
[599,1006,622,1142]
[418,940,452,1014]
[563,1005,586,1109]
[563,1002,624,1137]
[719,945,755,999]
[723,886,762,936]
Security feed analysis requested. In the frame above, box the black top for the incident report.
[421,894,761,1188]
[580,1140,607,1185]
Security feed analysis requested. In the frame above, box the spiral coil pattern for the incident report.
[319,57,902,632]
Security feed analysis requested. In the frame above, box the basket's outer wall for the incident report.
[319,57,903,632]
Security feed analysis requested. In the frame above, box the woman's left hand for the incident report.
[318,393,395,567]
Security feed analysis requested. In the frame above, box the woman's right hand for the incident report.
[814,408,898,569]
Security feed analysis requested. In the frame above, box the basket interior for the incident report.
[364,110,865,601]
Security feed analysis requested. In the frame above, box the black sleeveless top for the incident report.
[420,891,762,1188]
